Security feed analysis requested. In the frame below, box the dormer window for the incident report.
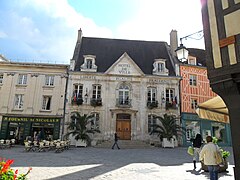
[188,56,197,65]
[152,59,169,75]
[81,55,98,72]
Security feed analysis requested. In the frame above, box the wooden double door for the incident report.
[116,120,131,140]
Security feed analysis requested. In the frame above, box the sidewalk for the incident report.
[0,146,235,180]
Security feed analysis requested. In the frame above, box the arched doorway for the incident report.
[116,113,131,140]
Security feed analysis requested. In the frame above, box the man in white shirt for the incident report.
[199,136,219,180]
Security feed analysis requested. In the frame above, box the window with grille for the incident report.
[14,94,24,109]
[147,87,157,103]
[18,74,27,85]
[190,74,197,86]
[148,114,157,133]
[45,75,54,86]
[90,113,100,130]
[92,84,101,99]
[0,74,3,84]
[42,96,52,110]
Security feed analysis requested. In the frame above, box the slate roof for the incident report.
[188,48,206,66]
[74,37,176,76]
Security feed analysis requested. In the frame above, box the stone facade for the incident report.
[0,61,68,142]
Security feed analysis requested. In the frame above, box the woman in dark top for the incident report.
[192,133,203,169]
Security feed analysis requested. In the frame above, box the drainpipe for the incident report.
[61,67,69,140]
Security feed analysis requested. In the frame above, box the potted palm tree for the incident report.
[65,112,100,147]
[150,113,185,148]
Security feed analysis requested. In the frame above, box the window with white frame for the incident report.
[73,84,83,100]
[190,74,197,86]
[81,55,97,72]
[191,98,198,109]
[86,59,93,69]
[92,84,101,99]
[45,75,54,86]
[188,58,196,65]
[42,96,52,110]
[166,89,175,103]
[90,112,100,130]
[147,87,157,103]
[18,74,27,85]
[14,94,24,109]
[0,74,3,84]
[148,114,157,133]
[157,62,164,72]
[118,84,130,105]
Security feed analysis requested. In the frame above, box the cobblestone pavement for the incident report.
[0,145,235,180]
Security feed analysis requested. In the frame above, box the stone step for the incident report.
[94,140,155,149]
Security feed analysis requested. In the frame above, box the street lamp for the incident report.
[175,30,203,62]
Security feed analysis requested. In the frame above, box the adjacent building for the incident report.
[64,29,181,145]
[179,49,232,146]
[0,60,68,144]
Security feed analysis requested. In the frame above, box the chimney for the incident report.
[170,30,178,56]
[77,28,82,43]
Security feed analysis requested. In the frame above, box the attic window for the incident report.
[188,57,196,65]
[81,55,98,72]
[152,59,168,75]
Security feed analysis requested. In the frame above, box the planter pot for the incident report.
[201,159,228,172]
[162,138,174,148]
[75,139,87,147]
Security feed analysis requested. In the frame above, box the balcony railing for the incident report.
[90,98,102,107]
[116,98,132,108]
[72,97,83,105]
[147,101,158,109]
[165,102,177,110]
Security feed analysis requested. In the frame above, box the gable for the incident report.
[105,52,144,76]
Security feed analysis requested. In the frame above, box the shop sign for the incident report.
[3,116,60,123]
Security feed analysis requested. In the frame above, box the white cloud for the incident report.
[0,31,7,38]
[116,0,204,48]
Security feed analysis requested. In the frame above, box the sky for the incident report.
[0,0,205,64]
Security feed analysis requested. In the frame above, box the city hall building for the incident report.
[64,29,181,144]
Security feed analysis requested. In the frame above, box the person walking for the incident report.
[112,133,120,149]
[192,133,203,170]
[199,136,220,180]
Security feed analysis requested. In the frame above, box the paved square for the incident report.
[0,146,235,180]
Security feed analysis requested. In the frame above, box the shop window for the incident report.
[45,75,54,86]
[18,74,27,85]
[42,96,52,110]
[191,99,198,109]
[14,94,24,109]
[0,74,3,84]
[190,74,197,86]
[212,122,226,143]
[185,121,200,141]
[90,113,100,130]
[148,114,157,133]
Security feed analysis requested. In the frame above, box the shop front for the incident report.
[0,116,61,144]
[182,113,232,147]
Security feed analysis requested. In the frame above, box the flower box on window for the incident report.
[165,102,177,110]
[147,101,158,109]
[72,97,83,105]
[90,98,102,107]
